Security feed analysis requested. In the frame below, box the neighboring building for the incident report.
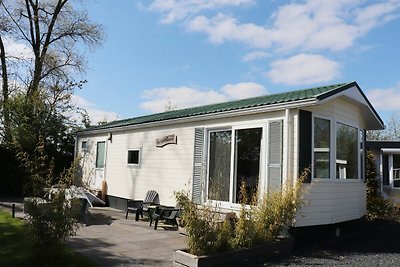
[75,81,384,227]
[366,141,400,199]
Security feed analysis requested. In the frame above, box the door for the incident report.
[94,141,106,189]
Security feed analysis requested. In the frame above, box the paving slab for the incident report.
[0,199,187,266]
[69,207,187,267]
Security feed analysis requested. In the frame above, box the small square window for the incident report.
[81,141,87,151]
[128,149,140,165]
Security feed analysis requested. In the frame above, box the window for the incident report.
[208,130,231,202]
[234,127,262,203]
[393,154,400,188]
[81,141,87,151]
[313,118,330,178]
[96,141,106,168]
[336,123,358,179]
[128,149,141,165]
[207,127,262,204]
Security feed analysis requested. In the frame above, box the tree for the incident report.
[0,0,103,143]
[367,112,400,141]
[0,0,104,195]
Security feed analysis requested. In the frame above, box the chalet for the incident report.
[75,81,384,227]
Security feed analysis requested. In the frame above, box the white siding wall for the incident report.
[78,126,194,206]
[296,182,366,226]
[293,96,367,226]
[77,110,286,207]
[77,96,368,226]
[106,126,195,206]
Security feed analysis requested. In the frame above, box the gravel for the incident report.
[264,220,400,266]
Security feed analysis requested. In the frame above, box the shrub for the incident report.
[21,139,84,265]
[254,177,304,243]
[176,173,305,256]
[230,182,257,249]
[366,150,400,222]
[175,191,231,255]
[27,187,81,251]
[366,196,400,222]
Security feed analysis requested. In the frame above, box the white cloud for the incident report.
[355,0,400,34]
[140,82,266,113]
[366,83,400,111]
[3,37,33,60]
[148,0,254,24]
[266,54,340,85]
[183,0,400,52]
[187,13,271,48]
[242,51,270,62]
[71,95,119,124]
[221,82,266,99]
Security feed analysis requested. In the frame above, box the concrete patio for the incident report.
[0,198,186,267]
[68,207,186,267]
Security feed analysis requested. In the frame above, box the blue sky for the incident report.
[73,0,400,124]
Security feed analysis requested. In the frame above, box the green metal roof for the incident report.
[79,82,357,133]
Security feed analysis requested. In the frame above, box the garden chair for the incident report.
[141,190,159,217]
[125,200,143,221]
[150,206,181,230]
[125,190,159,220]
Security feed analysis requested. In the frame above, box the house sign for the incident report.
[156,134,177,147]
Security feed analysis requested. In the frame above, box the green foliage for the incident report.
[230,182,257,249]
[175,191,231,255]
[366,196,400,222]
[0,210,96,267]
[366,150,400,222]
[366,150,380,199]
[20,140,85,265]
[26,189,81,254]
[0,210,33,266]
[175,174,305,256]
[253,177,304,243]
[3,90,77,196]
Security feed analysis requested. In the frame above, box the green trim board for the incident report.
[78,81,383,133]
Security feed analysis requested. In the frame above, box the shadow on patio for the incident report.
[69,207,186,267]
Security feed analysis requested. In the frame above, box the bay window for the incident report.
[313,117,330,179]
[336,122,358,179]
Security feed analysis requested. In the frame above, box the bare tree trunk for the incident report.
[27,0,68,97]
[0,34,11,142]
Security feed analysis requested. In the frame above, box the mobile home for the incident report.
[76,81,383,227]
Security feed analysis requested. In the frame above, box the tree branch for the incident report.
[0,1,32,46]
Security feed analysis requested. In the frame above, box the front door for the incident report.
[94,141,106,189]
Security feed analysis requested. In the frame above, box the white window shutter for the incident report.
[192,128,205,204]
[268,121,283,191]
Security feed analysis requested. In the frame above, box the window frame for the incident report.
[205,122,269,209]
[127,148,141,167]
[311,115,361,182]
[95,141,106,169]
[312,115,332,180]
[335,120,360,181]
[81,140,88,152]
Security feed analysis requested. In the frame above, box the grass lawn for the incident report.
[0,209,97,267]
